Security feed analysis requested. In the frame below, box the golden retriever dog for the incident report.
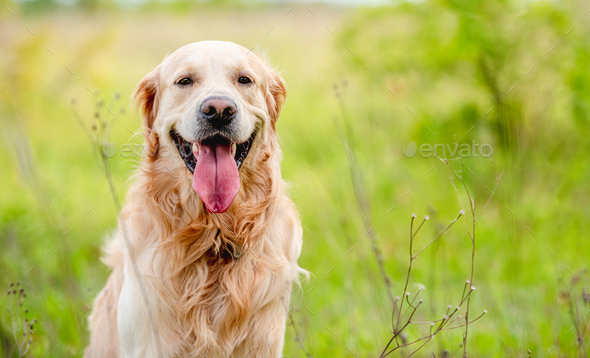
[84,41,305,358]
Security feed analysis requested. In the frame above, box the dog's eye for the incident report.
[177,78,193,86]
[238,76,252,84]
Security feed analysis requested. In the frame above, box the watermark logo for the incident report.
[402,142,417,158]
[98,142,197,160]
[403,141,493,158]
[102,143,117,158]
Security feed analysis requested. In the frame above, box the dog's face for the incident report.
[134,41,286,213]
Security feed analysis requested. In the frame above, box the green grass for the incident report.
[1,2,589,357]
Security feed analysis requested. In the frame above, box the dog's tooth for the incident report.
[231,143,237,157]
[192,142,200,155]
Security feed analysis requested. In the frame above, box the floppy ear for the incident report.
[264,67,287,128]
[132,66,161,131]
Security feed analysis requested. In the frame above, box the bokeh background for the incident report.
[1,0,590,356]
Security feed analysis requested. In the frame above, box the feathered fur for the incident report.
[85,41,304,358]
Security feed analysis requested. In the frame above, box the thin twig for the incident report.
[289,314,313,358]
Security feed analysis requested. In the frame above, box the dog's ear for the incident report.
[264,66,287,128]
[133,66,161,131]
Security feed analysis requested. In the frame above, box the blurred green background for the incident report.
[1,0,590,356]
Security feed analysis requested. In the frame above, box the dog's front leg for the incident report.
[117,263,164,358]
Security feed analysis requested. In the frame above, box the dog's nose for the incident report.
[200,97,237,127]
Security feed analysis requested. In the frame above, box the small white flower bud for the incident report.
[471,286,476,290]
[412,213,417,218]
[406,292,411,296]
[484,309,488,314]
[424,215,430,220]
[460,210,465,215]
[466,280,470,284]
[448,305,452,309]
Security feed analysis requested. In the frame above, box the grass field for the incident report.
[1,1,590,357]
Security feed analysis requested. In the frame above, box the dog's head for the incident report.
[133,41,286,213]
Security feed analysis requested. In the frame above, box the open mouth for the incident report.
[170,130,254,173]
[170,129,255,213]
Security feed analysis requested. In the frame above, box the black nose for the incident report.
[199,96,237,127]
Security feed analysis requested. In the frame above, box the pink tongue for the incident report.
[192,142,240,213]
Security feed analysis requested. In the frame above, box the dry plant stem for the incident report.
[382,156,500,358]
[288,314,313,358]
[441,311,487,331]
[566,276,588,358]
[395,215,416,333]
[383,289,480,357]
[438,156,502,357]
[413,212,463,259]
[334,90,499,357]
[380,212,463,357]
[7,291,33,357]
[333,115,395,305]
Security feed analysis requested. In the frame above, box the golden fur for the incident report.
[84,41,304,358]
